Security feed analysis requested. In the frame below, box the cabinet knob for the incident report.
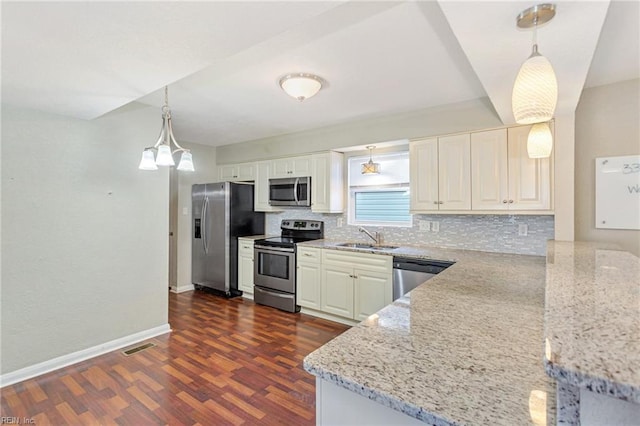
[349,274,354,278]
[509,200,514,204]
[433,201,438,205]
[502,200,508,204]
[438,201,444,205]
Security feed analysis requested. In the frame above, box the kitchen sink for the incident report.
[336,242,399,251]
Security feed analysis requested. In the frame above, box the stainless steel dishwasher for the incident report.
[392,257,454,300]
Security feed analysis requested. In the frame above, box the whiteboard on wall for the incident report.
[595,155,640,230]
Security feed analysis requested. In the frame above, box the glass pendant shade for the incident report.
[176,151,195,172]
[361,160,380,174]
[512,46,558,124]
[527,122,553,158]
[279,74,323,101]
[138,149,158,170]
[155,144,175,166]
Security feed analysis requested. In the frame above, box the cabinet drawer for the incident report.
[322,249,391,273]
[238,239,255,257]
[298,246,321,263]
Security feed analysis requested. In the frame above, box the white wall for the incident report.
[216,98,502,164]
[174,141,218,292]
[575,79,640,255]
[1,103,170,374]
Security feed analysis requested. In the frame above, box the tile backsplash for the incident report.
[266,210,554,256]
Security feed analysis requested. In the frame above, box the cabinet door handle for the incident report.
[433,201,438,204]
[509,200,514,204]
[303,253,312,257]
[502,200,508,204]
[438,201,444,205]
[243,245,251,249]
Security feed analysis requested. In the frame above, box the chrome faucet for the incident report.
[359,226,382,245]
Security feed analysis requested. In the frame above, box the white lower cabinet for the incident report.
[237,238,255,295]
[298,249,393,322]
[297,247,321,310]
[320,264,355,318]
[353,269,393,321]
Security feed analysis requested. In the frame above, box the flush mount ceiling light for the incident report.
[139,86,194,172]
[361,146,380,175]
[279,73,324,101]
[527,122,553,158]
[512,3,558,125]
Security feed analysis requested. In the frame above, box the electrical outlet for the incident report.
[431,221,440,233]
[337,217,343,228]
[419,220,430,231]
[518,224,528,236]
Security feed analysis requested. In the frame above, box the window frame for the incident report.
[347,184,413,228]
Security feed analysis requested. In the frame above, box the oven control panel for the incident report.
[281,220,323,231]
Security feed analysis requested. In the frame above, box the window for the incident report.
[347,150,412,227]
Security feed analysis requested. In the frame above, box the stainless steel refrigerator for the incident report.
[192,182,264,296]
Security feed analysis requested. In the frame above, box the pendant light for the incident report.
[361,146,380,175]
[512,4,558,125]
[527,122,553,158]
[138,86,195,172]
[279,73,324,101]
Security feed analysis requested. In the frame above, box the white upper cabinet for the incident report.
[254,161,281,212]
[410,135,471,212]
[507,125,552,210]
[471,127,552,211]
[471,129,509,210]
[311,152,344,213]
[438,134,471,210]
[217,162,255,181]
[410,138,439,211]
[271,156,311,178]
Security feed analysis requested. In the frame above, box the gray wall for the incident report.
[266,211,554,256]
[1,104,170,374]
[216,98,502,163]
[575,79,640,256]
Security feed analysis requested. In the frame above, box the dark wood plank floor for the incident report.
[0,291,349,425]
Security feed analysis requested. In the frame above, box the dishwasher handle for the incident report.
[392,257,454,274]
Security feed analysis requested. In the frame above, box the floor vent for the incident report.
[122,342,155,356]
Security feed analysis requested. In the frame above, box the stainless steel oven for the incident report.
[253,219,324,313]
[254,245,295,293]
[268,177,311,207]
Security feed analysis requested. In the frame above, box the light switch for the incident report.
[182,207,189,215]
[419,220,430,231]
[431,221,440,233]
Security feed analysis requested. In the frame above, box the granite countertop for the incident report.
[302,239,556,425]
[544,241,640,402]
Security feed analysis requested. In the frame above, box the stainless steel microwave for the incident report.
[269,177,311,207]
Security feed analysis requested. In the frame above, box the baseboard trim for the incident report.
[171,284,195,293]
[0,324,171,388]
[300,308,358,327]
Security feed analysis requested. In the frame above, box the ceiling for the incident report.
[2,1,638,147]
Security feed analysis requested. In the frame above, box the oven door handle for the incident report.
[254,245,295,253]
[294,178,299,205]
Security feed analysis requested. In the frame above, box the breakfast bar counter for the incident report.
[302,240,556,425]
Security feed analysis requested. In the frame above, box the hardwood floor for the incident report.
[0,291,349,425]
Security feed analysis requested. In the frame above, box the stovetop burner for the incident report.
[254,219,324,248]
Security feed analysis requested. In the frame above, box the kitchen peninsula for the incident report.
[303,242,555,425]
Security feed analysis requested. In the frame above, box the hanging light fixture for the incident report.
[512,4,558,124]
[361,146,380,175]
[138,86,194,172]
[527,122,553,158]
[279,73,324,101]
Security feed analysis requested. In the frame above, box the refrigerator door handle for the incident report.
[294,178,299,205]
[202,196,209,254]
